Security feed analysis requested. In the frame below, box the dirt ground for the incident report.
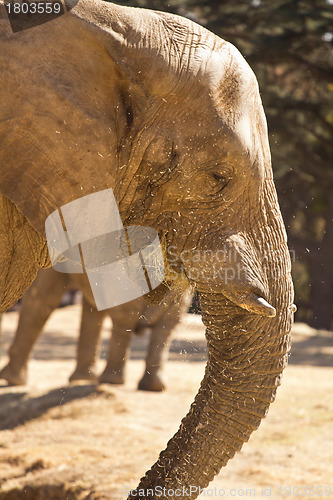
[0,307,333,500]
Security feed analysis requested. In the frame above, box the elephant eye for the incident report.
[212,173,230,190]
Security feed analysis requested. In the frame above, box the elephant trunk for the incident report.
[128,180,294,500]
[128,302,292,499]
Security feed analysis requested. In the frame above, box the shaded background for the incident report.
[109,0,333,330]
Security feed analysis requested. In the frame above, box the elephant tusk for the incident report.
[242,295,277,318]
[222,290,277,318]
[292,304,297,313]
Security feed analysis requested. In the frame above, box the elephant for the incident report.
[0,0,295,498]
[0,267,190,390]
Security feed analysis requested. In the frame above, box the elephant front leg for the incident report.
[99,325,132,385]
[0,268,67,386]
[138,301,184,392]
[137,325,171,392]
[69,297,106,383]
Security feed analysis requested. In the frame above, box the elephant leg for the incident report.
[98,300,142,385]
[98,325,132,385]
[69,296,107,383]
[0,268,68,386]
[137,304,180,392]
[138,292,191,392]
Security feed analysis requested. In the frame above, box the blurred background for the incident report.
[109,0,333,330]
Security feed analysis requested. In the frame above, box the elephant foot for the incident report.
[69,367,98,383]
[99,368,125,385]
[0,363,28,386]
[138,372,166,392]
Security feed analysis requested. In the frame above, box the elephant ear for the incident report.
[0,4,127,236]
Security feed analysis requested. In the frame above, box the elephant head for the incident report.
[0,0,294,497]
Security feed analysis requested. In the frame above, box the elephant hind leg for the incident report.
[0,268,68,386]
[0,358,28,386]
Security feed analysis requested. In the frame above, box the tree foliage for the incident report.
[113,0,333,328]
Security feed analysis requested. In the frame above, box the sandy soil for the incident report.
[0,307,333,500]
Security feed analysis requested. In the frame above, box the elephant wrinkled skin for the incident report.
[0,1,294,498]
[0,267,190,391]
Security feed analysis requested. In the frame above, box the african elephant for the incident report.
[0,0,295,498]
[0,267,190,391]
